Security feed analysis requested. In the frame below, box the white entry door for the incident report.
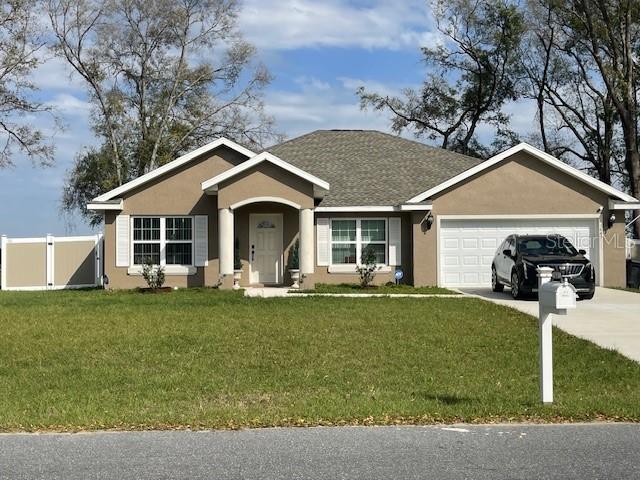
[439,217,600,288]
[249,213,283,284]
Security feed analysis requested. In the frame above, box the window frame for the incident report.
[131,216,194,267]
[329,217,388,267]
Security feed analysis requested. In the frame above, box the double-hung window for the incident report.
[133,217,161,265]
[330,218,387,266]
[165,217,193,265]
[132,216,193,266]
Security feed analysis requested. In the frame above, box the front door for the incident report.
[249,213,283,284]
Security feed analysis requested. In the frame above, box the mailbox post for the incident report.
[536,266,577,404]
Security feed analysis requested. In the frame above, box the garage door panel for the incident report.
[462,238,478,249]
[443,256,459,266]
[439,218,599,288]
[443,238,459,249]
[482,238,497,249]
[462,256,479,266]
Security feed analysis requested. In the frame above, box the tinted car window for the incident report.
[517,235,578,256]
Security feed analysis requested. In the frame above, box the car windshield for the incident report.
[517,236,579,256]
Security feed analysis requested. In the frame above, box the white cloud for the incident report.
[294,76,331,91]
[240,0,437,50]
[339,77,408,97]
[265,77,396,138]
[32,55,87,92]
[45,93,92,116]
[502,100,538,136]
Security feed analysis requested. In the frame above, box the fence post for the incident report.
[96,233,104,287]
[46,234,54,290]
[1,235,7,290]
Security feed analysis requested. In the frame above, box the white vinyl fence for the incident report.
[1,234,103,291]
[627,238,640,261]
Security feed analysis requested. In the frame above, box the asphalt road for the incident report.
[1,424,639,480]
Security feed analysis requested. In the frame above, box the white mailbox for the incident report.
[535,266,580,404]
[539,278,577,315]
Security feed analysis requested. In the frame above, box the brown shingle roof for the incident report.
[267,130,483,207]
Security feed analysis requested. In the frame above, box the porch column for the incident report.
[299,208,314,282]
[218,208,234,279]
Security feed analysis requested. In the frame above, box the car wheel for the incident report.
[491,266,504,292]
[511,270,522,299]
[579,292,595,300]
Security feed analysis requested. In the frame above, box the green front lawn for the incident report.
[0,289,639,431]
[296,283,457,295]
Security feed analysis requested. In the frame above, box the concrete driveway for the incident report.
[461,287,640,362]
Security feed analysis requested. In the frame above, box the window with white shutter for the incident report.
[316,217,330,266]
[388,217,402,266]
[116,215,130,267]
[194,215,208,267]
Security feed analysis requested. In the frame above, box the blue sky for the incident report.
[0,0,535,237]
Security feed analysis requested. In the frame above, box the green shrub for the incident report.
[288,239,300,269]
[356,246,380,287]
[234,238,242,270]
[141,258,165,289]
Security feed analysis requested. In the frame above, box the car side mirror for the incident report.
[578,249,586,255]
[503,249,513,257]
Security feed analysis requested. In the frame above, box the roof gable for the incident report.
[92,138,255,203]
[201,151,330,192]
[407,143,638,203]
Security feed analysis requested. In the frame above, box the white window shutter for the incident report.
[194,215,208,267]
[116,215,130,267]
[317,217,330,266]
[388,217,402,266]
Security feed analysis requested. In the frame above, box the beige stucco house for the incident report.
[87,130,640,290]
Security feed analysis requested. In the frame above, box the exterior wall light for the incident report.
[608,213,616,229]
[421,212,434,232]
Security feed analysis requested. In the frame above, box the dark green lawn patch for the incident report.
[295,283,457,295]
[0,288,639,431]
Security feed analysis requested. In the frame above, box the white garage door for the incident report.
[439,217,599,288]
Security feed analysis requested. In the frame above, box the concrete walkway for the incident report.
[462,287,640,362]
[243,287,291,298]
[243,287,461,298]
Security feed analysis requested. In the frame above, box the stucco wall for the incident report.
[217,162,315,210]
[412,151,626,287]
[104,147,320,289]
[104,146,246,289]
[312,212,413,286]
[233,203,299,287]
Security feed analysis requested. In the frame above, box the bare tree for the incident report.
[0,0,54,167]
[541,0,640,237]
[358,0,525,158]
[49,0,279,223]
[522,0,623,186]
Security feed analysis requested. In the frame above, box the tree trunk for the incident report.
[628,150,640,238]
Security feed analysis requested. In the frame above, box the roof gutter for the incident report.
[87,199,123,211]
[609,199,640,210]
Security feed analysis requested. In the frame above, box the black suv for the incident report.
[491,234,596,300]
